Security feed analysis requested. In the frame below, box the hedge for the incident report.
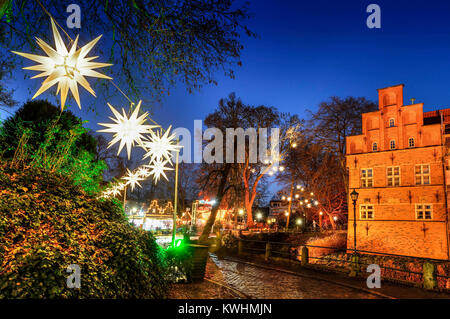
[0,162,168,298]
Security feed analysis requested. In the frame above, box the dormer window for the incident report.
[389,118,395,127]
[390,140,396,150]
[372,142,378,152]
[408,137,415,148]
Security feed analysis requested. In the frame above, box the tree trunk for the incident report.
[199,204,220,243]
[198,165,231,243]
[327,213,336,230]
[244,188,253,227]
[245,201,253,227]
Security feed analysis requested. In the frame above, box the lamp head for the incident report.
[350,189,359,202]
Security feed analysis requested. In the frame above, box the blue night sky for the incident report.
[3,0,450,164]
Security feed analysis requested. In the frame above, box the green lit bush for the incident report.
[0,100,106,194]
[164,241,193,283]
[0,163,168,298]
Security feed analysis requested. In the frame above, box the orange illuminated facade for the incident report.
[346,84,450,259]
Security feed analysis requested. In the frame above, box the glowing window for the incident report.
[387,166,400,187]
[409,137,415,148]
[361,168,373,188]
[415,204,432,220]
[415,164,430,185]
[360,205,374,220]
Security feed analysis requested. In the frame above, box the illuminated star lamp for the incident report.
[122,169,144,191]
[147,158,173,183]
[98,100,157,159]
[142,126,182,163]
[12,18,112,110]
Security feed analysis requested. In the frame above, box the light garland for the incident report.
[12,18,111,110]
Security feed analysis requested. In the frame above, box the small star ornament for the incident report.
[122,169,144,191]
[12,18,112,110]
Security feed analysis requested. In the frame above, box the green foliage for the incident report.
[164,241,193,283]
[0,100,105,194]
[0,163,168,298]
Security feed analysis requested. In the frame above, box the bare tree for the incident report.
[0,0,255,106]
[277,134,346,229]
[309,96,377,194]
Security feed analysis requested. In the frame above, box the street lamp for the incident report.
[296,218,302,231]
[350,189,359,254]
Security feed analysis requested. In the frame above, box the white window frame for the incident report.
[387,166,401,187]
[408,137,415,148]
[390,140,396,150]
[415,204,433,220]
[372,142,378,152]
[360,204,374,220]
[415,164,431,185]
[389,118,395,127]
[361,168,374,188]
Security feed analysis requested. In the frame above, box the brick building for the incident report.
[346,84,450,260]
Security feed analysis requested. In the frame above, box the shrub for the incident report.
[305,232,347,260]
[0,163,167,298]
[164,242,193,283]
[0,100,105,194]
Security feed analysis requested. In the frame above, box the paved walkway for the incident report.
[204,255,379,299]
[169,254,450,299]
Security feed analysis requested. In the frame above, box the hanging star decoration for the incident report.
[122,169,144,191]
[142,126,182,163]
[146,159,173,183]
[12,18,112,110]
[137,166,150,178]
[98,101,157,159]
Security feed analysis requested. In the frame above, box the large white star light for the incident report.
[122,169,144,191]
[12,18,112,110]
[142,126,182,163]
[147,159,173,183]
[98,101,157,159]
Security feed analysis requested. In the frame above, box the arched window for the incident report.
[389,118,395,127]
[408,137,415,148]
[372,142,378,152]
[390,140,396,150]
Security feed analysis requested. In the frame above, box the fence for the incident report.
[235,238,450,291]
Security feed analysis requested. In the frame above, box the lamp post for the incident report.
[350,189,359,254]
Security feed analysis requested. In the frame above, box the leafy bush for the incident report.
[0,100,105,194]
[164,241,193,283]
[0,163,167,298]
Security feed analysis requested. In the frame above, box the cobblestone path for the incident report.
[205,255,379,299]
